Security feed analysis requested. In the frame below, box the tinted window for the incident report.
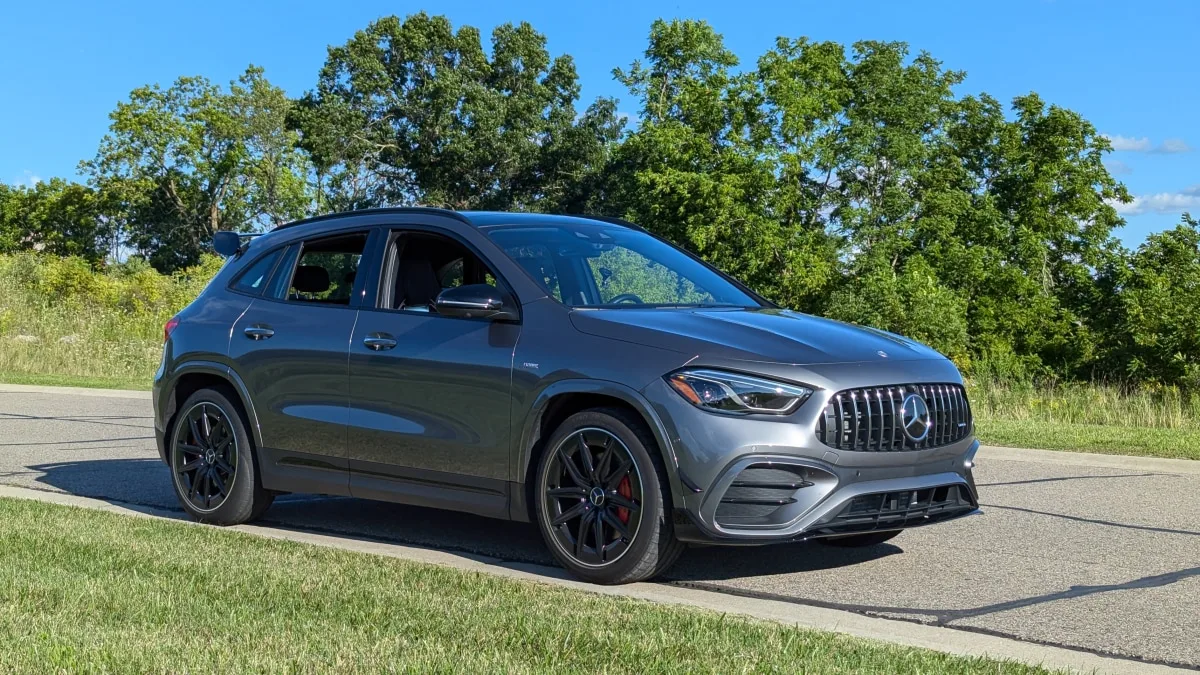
[484,223,759,308]
[230,249,282,295]
[264,245,299,300]
[385,233,499,312]
[283,233,368,305]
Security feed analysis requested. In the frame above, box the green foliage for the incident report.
[827,257,969,365]
[1102,214,1200,387]
[291,13,622,213]
[0,179,114,262]
[0,253,221,383]
[5,13,1198,391]
[82,67,311,271]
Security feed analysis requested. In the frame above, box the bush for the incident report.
[0,253,222,383]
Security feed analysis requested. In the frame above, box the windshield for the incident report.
[482,222,761,308]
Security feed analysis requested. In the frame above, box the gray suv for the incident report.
[153,209,980,584]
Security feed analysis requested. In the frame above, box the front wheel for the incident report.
[169,387,273,525]
[534,408,683,584]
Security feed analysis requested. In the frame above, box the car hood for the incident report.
[569,307,945,365]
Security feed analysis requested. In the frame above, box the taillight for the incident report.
[163,316,180,343]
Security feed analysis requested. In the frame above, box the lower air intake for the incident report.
[809,484,976,536]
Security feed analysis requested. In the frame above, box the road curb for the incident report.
[981,444,1200,474]
[0,484,1189,675]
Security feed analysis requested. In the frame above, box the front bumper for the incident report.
[672,457,979,544]
[642,372,981,545]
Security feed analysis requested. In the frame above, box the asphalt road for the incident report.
[3,386,1199,670]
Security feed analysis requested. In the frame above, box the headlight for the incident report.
[665,369,813,415]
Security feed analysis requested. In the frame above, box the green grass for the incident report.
[975,418,1200,460]
[969,378,1200,459]
[0,497,1056,674]
[0,370,148,390]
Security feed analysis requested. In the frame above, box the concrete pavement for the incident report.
[2,383,1198,672]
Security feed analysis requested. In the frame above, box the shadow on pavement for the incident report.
[25,457,899,580]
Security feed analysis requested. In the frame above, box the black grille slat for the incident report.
[811,484,977,536]
[819,383,972,453]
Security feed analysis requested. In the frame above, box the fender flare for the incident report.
[164,360,263,449]
[513,379,683,517]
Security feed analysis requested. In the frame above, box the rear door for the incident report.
[229,228,378,495]
[346,219,520,517]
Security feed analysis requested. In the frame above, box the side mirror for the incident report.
[434,284,517,321]
[213,231,242,257]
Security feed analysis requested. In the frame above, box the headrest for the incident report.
[292,265,330,294]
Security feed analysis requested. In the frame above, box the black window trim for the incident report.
[254,228,377,310]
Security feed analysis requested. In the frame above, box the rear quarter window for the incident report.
[230,249,283,295]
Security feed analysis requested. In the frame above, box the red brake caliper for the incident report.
[617,475,632,524]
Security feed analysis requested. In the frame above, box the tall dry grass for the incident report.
[0,253,223,384]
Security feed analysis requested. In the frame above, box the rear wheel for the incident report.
[534,408,684,584]
[818,530,901,548]
[169,387,273,524]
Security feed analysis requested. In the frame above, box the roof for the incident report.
[459,211,641,231]
[266,208,644,239]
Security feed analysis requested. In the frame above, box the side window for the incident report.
[385,232,500,312]
[281,232,368,305]
[230,248,282,295]
[264,245,299,300]
[501,243,562,302]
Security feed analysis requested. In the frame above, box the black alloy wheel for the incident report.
[542,427,644,567]
[173,402,238,512]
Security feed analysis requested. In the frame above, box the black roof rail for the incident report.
[272,206,471,231]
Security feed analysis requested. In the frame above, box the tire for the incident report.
[533,407,684,584]
[168,387,274,525]
[818,530,901,548]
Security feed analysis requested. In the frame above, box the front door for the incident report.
[346,226,520,516]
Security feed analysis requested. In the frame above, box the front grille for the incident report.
[715,464,814,525]
[817,383,971,452]
[810,484,976,536]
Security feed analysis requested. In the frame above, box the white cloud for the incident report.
[1105,134,1152,151]
[1112,185,1200,216]
[1104,159,1132,175]
[1156,138,1192,153]
[11,170,42,188]
[1102,134,1191,153]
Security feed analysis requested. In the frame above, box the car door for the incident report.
[346,221,520,516]
[229,227,377,495]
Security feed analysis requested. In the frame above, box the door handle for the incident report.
[244,324,274,340]
[362,332,397,351]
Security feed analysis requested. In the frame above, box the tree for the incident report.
[291,13,622,213]
[0,179,113,262]
[83,67,311,271]
[1101,214,1200,387]
[608,20,841,314]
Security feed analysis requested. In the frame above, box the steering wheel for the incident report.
[607,293,644,305]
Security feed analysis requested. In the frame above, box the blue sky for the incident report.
[1,0,1196,247]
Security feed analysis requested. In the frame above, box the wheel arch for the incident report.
[162,361,262,454]
[510,379,682,521]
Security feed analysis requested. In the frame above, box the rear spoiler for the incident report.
[213,231,266,258]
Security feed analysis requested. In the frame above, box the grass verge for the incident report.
[0,370,148,391]
[0,496,1053,674]
[974,418,1200,460]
